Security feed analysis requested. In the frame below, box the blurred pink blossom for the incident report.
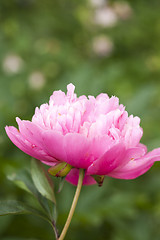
[92,35,114,57]
[28,71,46,90]
[89,0,106,8]
[5,84,160,185]
[113,1,133,20]
[3,54,24,74]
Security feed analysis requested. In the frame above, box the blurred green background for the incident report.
[1,0,160,239]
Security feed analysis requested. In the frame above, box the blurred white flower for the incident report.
[28,71,46,90]
[113,2,132,20]
[94,7,118,27]
[92,35,114,57]
[89,0,106,8]
[2,54,24,74]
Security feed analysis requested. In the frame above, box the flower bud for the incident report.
[48,162,72,177]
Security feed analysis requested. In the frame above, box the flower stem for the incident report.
[58,169,84,240]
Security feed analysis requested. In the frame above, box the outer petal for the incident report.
[5,126,56,165]
[90,135,114,160]
[41,130,67,162]
[64,133,91,169]
[108,148,160,179]
[16,118,44,148]
[137,143,147,154]
[65,168,96,186]
[115,146,146,169]
[87,143,126,175]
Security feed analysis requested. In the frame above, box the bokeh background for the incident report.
[1,0,160,239]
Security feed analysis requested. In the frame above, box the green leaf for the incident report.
[58,177,65,193]
[7,169,38,196]
[0,200,50,223]
[0,215,12,234]
[31,159,56,204]
[7,168,57,222]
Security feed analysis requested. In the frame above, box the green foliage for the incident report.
[0,200,48,220]
[31,159,56,204]
[7,168,38,195]
[0,161,58,239]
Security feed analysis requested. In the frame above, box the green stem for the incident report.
[51,220,59,240]
[58,169,84,240]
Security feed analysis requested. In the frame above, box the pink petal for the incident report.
[65,168,96,185]
[49,90,66,105]
[67,83,77,101]
[146,147,160,157]
[87,143,126,175]
[137,143,147,154]
[117,111,128,131]
[41,130,67,162]
[5,126,56,165]
[90,135,114,160]
[16,118,44,148]
[107,96,119,112]
[108,148,160,179]
[115,146,146,169]
[122,115,143,148]
[64,133,91,168]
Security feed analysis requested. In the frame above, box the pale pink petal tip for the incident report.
[67,83,76,99]
[16,117,21,126]
[67,83,75,92]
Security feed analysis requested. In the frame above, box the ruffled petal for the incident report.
[49,90,66,105]
[122,115,143,148]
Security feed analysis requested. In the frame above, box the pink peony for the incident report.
[5,84,160,185]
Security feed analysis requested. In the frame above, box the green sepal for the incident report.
[48,162,72,177]
[92,175,105,187]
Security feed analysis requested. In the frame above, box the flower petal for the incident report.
[5,126,56,165]
[16,117,44,148]
[87,143,126,175]
[65,168,96,185]
[122,115,143,148]
[115,146,146,169]
[41,130,67,162]
[64,133,91,168]
[108,148,160,179]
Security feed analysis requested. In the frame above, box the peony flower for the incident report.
[5,84,160,186]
